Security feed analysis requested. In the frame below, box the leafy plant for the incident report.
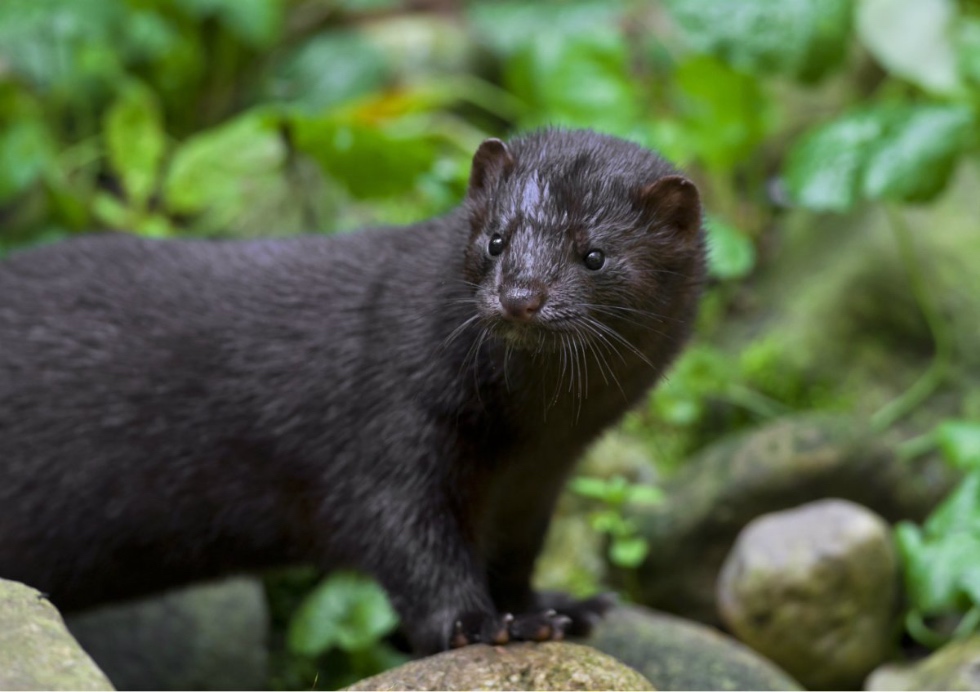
[570,474,664,568]
[287,571,407,688]
[896,420,980,647]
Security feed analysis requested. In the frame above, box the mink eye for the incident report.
[584,249,605,270]
[488,234,505,257]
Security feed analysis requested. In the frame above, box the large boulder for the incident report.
[584,605,801,691]
[345,642,654,691]
[0,578,114,691]
[65,577,269,691]
[625,414,954,624]
[716,499,898,689]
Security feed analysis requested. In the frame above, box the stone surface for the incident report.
[345,642,654,691]
[584,604,801,691]
[717,499,899,690]
[865,636,980,691]
[66,577,269,691]
[625,414,954,624]
[0,578,114,691]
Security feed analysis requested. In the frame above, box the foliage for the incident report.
[570,475,664,568]
[286,571,406,689]
[896,421,980,647]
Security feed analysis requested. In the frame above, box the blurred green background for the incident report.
[2,0,980,688]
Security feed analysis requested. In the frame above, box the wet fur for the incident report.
[0,129,705,653]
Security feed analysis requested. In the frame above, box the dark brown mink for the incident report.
[0,128,706,654]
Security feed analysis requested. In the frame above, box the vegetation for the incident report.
[2,0,979,687]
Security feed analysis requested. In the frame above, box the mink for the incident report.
[0,128,706,654]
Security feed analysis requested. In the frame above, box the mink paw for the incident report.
[449,609,573,648]
[534,591,617,637]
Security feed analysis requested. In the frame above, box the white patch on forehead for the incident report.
[517,172,551,221]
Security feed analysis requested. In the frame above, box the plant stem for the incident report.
[871,206,953,432]
[905,610,948,649]
[896,430,939,462]
[952,604,980,641]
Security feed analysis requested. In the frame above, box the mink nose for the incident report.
[499,285,547,321]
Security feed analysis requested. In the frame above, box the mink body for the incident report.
[0,129,705,653]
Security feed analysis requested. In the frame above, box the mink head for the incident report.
[462,128,706,352]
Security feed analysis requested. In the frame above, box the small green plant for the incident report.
[287,571,407,689]
[570,474,664,568]
[896,420,980,648]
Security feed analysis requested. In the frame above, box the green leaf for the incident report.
[91,191,131,230]
[861,105,974,203]
[784,104,975,211]
[651,344,733,425]
[666,0,852,82]
[590,507,634,537]
[570,477,614,502]
[935,421,980,472]
[705,216,755,280]
[784,109,888,212]
[0,0,127,94]
[288,572,399,657]
[505,29,639,134]
[625,484,665,507]
[261,31,390,113]
[104,83,166,208]
[897,520,980,615]
[292,112,437,199]
[610,536,649,568]
[670,56,772,172]
[163,112,286,226]
[923,471,980,537]
[857,0,961,94]
[0,119,57,202]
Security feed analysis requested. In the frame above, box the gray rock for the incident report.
[345,642,654,691]
[0,578,114,691]
[717,499,899,690]
[865,636,980,691]
[626,414,954,624]
[584,605,801,691]
[66,577,269,691]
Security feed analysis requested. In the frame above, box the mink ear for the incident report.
[468,138,515,197]
[636,175,702,237]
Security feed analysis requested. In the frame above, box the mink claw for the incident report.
[450,619,469,649]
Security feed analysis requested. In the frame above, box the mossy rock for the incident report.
[345,642,654,691]
[0,578,114,691]
[865,636,980,691]
[584,605,800,691]
[625,414,954,624]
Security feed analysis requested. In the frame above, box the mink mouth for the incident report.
[485,315,586,351]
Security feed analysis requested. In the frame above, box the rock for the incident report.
[584,604,801,691]
[0,578,114,691]
[717,499,898,690]
[65,577,269,691]
[625,414,954,624]
[345,642,654,691]
[864,636,980,691]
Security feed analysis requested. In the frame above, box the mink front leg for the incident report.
[344,486,498,655]
[486,474,614,638]
[342,476,570,655]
